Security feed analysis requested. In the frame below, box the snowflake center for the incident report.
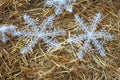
[88,32,93,38]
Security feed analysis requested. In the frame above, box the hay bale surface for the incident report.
[0,0,120,80]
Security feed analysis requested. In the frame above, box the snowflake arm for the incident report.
[67,34,87,43]
[54,4,63,15]
[12,30,34,38]
[74,14,89,33]
[91,38,105,56]
[45,0,76,14]
[42,36,61,49]
[78,39,91,59]
[45,0,57,6]
[64,3,72,12]
[90,12,101,32]
[45,29,66,36]
[40,15,55,32]
[20,36,39,54]
[0,25,16,43]
[23,14,38,31]
[95,31,114,40]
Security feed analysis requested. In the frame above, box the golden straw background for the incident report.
[0,0,120,80]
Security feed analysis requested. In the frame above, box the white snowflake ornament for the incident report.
[67,12,114,59]
[13,14,66,54]
[45,0,76,14]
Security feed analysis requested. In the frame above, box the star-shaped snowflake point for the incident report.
[0,25,16,43]
[67,12,114,59]
[45,0,76,14]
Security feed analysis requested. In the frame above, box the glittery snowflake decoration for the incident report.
[67,12,114,59]
[45,0,76,14]
[13,14,66,54]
